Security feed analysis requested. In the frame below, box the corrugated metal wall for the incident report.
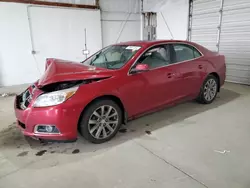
[219,0,250,84]
[190,0,250,85]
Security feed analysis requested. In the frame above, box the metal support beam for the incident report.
[187,0,193,41]
[140,0,144,40]
[95,0,100,9]
[216,0,225,52]
[0,0,99,9]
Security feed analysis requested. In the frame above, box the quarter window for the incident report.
[173,44,201,63]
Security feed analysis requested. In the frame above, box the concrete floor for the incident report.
[0,83,250,188]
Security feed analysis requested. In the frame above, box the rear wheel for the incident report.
[79,100,122,144]
[197,75,218,104]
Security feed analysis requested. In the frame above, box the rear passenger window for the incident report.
[173,44,201,63]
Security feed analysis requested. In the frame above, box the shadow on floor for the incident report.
[0,88,240,159]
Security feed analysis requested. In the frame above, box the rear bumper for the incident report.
[219,67,226,88]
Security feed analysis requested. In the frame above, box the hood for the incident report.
[38,58,113,87]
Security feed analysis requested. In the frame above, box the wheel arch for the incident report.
[209,72,220,92]
[77,95,127,131]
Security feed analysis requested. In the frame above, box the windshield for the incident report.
[83,45,141,69]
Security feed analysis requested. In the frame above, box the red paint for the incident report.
[14,40,226,141]
[39,59,112,86]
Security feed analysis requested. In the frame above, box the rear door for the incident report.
[170,43,206,97]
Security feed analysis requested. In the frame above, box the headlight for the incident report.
[33,87,78,107]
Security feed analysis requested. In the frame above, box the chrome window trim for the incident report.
[127,42,204,76]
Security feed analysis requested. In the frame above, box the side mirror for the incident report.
[130,64,149,74]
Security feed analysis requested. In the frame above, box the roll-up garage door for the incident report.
[190,0,220,52]
[190,0,250,85]
[219,0,250,84]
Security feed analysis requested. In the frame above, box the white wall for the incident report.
[100,0,140,13]
[144,0,189,40]
[100,0,189,46]
[0,0,142,86]
[101,12,141,46]
[0,3,37,86]
[29,6,102,72]
[100,0,141,47]
[0,2,102,86]
[40,0,95,5]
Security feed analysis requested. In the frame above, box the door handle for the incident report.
[198,65,203,69]
[167,73,175,78]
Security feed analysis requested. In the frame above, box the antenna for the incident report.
[82,28,90,59]
[84,28,87,59]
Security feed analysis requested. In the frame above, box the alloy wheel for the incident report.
[203,78,217,101]
[88,105,119,139]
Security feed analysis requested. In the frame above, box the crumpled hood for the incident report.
[38,58,113,87]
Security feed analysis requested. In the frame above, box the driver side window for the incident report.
[135,45,170,69]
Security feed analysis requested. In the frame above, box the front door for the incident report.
[121,45,180,116]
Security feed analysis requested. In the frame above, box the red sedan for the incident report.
[14,40,226,143]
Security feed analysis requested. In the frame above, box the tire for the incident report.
[79,99,122,144]
[197,75,218,104]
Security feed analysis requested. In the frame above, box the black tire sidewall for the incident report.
[199,75,218,104]
[79,100,122,144]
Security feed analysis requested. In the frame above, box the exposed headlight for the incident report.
[33,87,78,107]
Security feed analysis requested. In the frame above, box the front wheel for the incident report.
[79,100,122,144]
[197,75,218,104]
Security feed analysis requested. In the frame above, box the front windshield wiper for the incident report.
[90,51,101,65]
[89,51,109,69]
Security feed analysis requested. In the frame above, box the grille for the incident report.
[18,121,26,129]
[24,100,30,107]
[16,95,21,109]
[16,90,31,110]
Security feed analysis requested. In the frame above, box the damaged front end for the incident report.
[39,58,114,87]
[35,78,108,107]
[18,58,114,108]
[14,58,115,141]
[39,80,88,92]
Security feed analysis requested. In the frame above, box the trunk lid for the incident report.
[38,58,113,87]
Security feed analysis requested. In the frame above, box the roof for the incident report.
[115,40,211,56]
[116,40,192,48]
